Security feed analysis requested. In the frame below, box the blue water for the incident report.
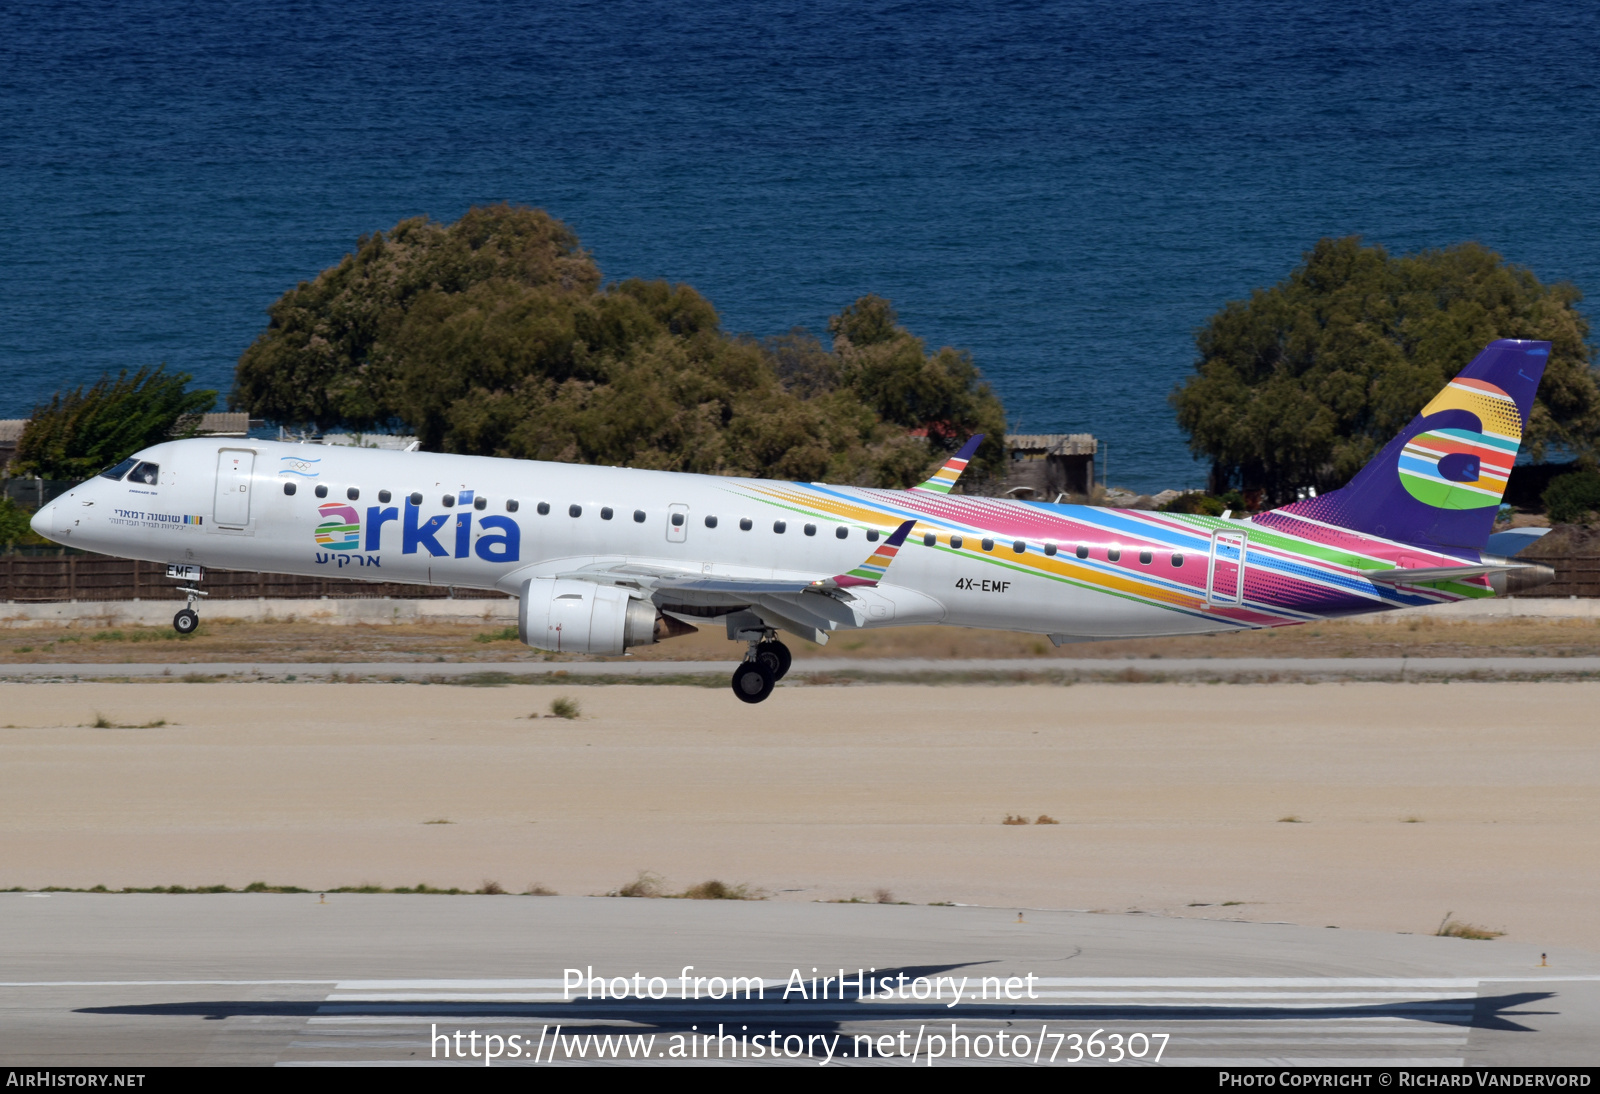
[3,0,1597,492]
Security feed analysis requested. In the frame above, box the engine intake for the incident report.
[518,578,657,655]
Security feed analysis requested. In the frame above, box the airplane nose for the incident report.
[30,502,55,538]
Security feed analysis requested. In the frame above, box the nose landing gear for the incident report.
[730,633,792,704]
[172,584,207,635]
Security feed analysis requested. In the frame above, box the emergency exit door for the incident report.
[213,449,255,527]
[1207,530,1247,607]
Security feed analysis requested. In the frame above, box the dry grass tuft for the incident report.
[422,818,453,825]
[680,879,759,900]
[873,888,895,904]
[1034,814,1059,825]
[611,871,665,898]
[1002,814,1030,825]
[524,883,557,896]
[1277,815,1304,823]
[1435,912,1504,940]
[476,880,507,895]
[548,696,581,720]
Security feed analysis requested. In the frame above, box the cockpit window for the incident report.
[98,457,139,481]
[128,461,160,486]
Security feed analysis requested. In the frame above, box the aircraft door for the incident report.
[1206,530,1247,607]
[213,449,255,527]
[666,503,688,543]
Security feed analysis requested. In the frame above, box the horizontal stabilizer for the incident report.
[1368,563,1516,585]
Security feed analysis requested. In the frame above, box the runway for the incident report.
[2,893,1596,1067]
[3,656,1600,681]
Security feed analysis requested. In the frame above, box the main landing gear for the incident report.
[731,635,791,705]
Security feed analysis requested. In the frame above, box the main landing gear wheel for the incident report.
[173,608,199,635]
[755,639,792,681]
[731,661,776,704]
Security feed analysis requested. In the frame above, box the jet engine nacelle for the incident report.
[517,578,657,655]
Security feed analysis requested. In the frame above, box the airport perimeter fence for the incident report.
[0,551,1596,601]
[0,553,508,602]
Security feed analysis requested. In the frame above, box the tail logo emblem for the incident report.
[1398,377,1521,511]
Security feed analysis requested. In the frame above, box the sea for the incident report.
[2,0,1597,492]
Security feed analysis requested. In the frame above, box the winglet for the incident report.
[823,520,917,588]
[912,434,984,494]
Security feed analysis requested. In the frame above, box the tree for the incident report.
[14,366,216,481]
[233,205,1006,489]
[1171,237,1600,506]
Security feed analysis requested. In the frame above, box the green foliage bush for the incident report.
[234,205,1005,487]
[1543,470,1600,524]
[0,496,40,549]
[1172,237,1600,506]
[15,366,216,480]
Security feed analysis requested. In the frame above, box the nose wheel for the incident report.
[171,584,207,635]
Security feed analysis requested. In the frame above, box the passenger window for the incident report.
[634,510,646,523]
[474,496,487,511]
[671,512,685,527]
[804,524,817,536]
[315,484,328,499]
[705,515,718,528]
[601,507,613,520]
[923,532,936,547]
[99,458,138,481]
[836,526,848,539]
[506,499,519,512]
[569,504,582,518]
[1108,546,1121,562]
[347,487,360,501]
[866,529,879,542]
[536,502,550,515]
[282,482,296,496]
[1171,553,1184,567]
[1075,544,1088,559]
[1012,540,1025,554]
[739,518,752,531]
[443,494,455,508]
[951,535,964,549]
[981,537,994,552]
[1044,542,1057,557]
[129,461,160,485]
[409,492,423,506]
[773,520,786,534]
[379,490,392,503]
[1139,549,1152,564]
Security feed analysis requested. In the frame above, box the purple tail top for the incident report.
[1267,339,1548,551]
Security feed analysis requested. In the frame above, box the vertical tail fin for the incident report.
[1270,339,1547,550]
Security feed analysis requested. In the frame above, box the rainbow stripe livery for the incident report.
[913,434,984,494]
[830,519,916,587]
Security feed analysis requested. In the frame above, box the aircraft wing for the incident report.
[544,520,918,644]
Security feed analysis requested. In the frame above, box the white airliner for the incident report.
[30,340,1555,703]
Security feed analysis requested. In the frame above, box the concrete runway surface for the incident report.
[2,893,1596,1067]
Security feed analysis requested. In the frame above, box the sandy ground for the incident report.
[2,680,1596,951]
[4,615,1600,663]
